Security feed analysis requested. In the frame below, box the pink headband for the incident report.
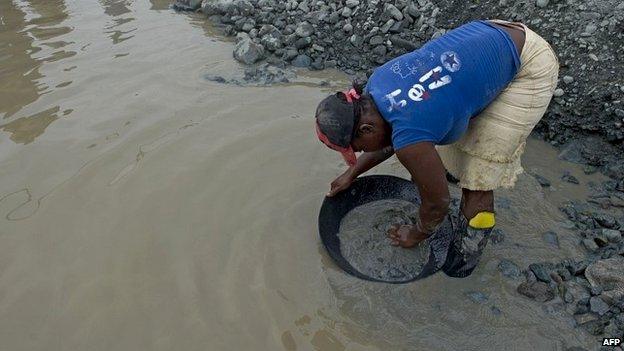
[343,88,361,103]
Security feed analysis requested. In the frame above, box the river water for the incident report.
[0,1,607,350]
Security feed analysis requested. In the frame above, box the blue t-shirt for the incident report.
[365,20,521,150]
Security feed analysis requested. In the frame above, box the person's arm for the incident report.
[327,146,394,196]
[395,142,450,238]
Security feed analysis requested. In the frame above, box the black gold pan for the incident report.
[318,175,454,284]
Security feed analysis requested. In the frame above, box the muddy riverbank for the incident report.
[0,0,621,350]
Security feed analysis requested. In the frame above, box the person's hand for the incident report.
[327,169,355,197]
[387,224,430,248]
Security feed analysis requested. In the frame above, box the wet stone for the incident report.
[292,54,311,68]
[490,306,502,316]
[465,291,489,304]
[498,259,521,279]
[295,22,314,37]
[490,228,505,244]
[533,174,551,187]
[594,214,617,229]
[517,281,555,302]
[591,296,611,315]
[233,38,265,64]
[582,239,600,252]
[536,0,549,8]
[542,231,559,247]
[562,171,580,184]
[369,35,384,46]
[603,229,622,243]
[583,319,606,335]
[529,263,552,283]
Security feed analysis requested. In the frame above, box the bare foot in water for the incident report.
[387,224,428,248]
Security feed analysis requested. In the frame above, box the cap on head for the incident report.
[315,89,361,166]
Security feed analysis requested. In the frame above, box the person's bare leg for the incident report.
[460,188,494,220]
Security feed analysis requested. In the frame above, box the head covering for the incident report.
[315,88,361,166]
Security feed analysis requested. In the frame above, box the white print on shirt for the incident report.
[383,89,407,112]
[383,52,461,112]
[390,61,420,79]
[441,51,461,72]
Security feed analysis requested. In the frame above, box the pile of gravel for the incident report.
[174,0,624,184]
[495,180,624,347]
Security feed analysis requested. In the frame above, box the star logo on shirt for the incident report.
[441,51,461,72]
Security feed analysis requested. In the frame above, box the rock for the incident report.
[563,75,574,84]
[349,34,363,47]
[292,54,312,68]
[465,291,489,304]
[603,229,622,243]
[341,7,353,18]
[533,174,551,187]
[585,256,624,305]
[574,312,598,325]
[529,263,552,283]
[383,4,404,21]
[490,228,505,244]
[498,259,521,279]
[173,0,203,11]
[561,171,580,184]
[310,58,324,71]
[582,239,599,252]
[517,281,555,302]
[569,260,588,276]
[490,306,502,316]
[594,213,617,229]
[542,231,559,247]
[583,319,606,335]
[233,38,265,64]
[260,34,282,51]
[294,37,312,49]
[345,0,359,8]
[536,0,549,8]
[584,23,598,35]
[590,296,611,315]
[372,45,387,56]
[295,22,314,38]
[369,35,384,46]
[390,36,418,50]
[380,19,395,34]
[343,23,353,32]
[282,48,298,61]
[554,88,564,97]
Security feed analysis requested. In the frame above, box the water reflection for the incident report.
[149,0,172,10]
[0,0,44,118]
[0,106,60,144]
[0,0,73,144]
[101,0,136,44]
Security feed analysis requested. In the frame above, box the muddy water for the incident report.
[0,1,607,350]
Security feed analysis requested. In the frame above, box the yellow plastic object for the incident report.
[468,212,496,229]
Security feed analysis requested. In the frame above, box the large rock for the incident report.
[292,54,312,68]
[585,256,624,305]
[498,259,521,279]
[233,38,265,64]
[589,296,610,315]
[517,281,555,302]
[295,22,314,38]
[201,0,236,15]
[173,0,203,11]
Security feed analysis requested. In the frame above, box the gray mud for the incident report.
[338,199,429,282]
